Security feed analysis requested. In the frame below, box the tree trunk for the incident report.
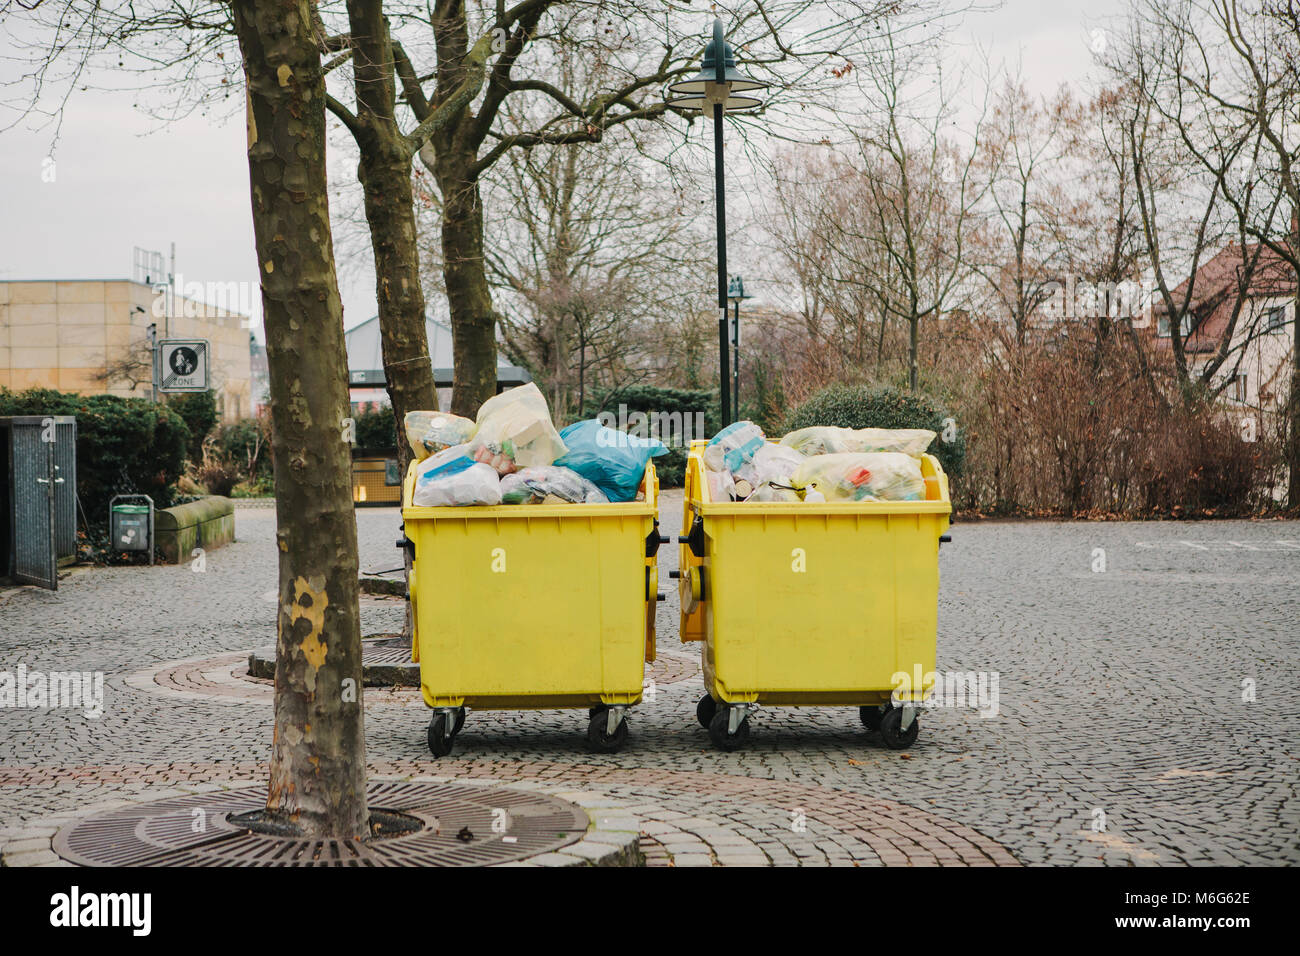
[437,158,499,417]
[347,0,437,477]
[1289,212,1300,511]
[232,0,368,839]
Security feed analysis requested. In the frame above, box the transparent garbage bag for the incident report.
[499,465,610,505]
[736,442,805,488]
[404,410,477,461]
[467,382,567,474]
[412,444,502,507]
[703,421,766,473]
[790,452,926,502]
[780,426,936,458]
[705,465,736,502]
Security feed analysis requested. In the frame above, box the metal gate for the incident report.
[2,416,76,591]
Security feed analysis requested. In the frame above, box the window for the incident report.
[1232,374,1248,403]
[1265,304,1289,333]
[1157,313,1194,338]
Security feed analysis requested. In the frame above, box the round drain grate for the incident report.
[53,781,589,867]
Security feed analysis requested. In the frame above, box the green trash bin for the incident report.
[110,495,154,563]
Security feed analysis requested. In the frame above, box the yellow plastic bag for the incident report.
[467,383,567,474]
[780,426,936,458]
[404,410,477,461]
[790,452,925,502]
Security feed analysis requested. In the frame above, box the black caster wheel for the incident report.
[708,707,750,751]
[588,705,606,719]
[696,694,718,729]
[586,711,629,753]
[879,706,920,750]
[427,712,455,758]
[859,705,885,731]
[451,707,466,737]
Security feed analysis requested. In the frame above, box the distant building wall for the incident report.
[0,279,252,423]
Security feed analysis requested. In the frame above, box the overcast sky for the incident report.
[0,0,1125,341]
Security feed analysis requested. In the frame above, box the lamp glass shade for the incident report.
[666,92,765,114]
[666,32,768,108]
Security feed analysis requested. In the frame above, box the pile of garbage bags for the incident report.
[702,421,936,503]
[408,383,666,508]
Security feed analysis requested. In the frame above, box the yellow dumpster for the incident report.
[401,460,663,757]
[677,440,951,750]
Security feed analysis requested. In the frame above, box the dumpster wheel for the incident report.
[859,704,886,732]
[708,706,750,751]
[586,708,629,753]
[427,708,464,758]
[879,706,920,749]
[696,694,717,729]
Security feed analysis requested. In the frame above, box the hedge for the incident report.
[0,387,191,526]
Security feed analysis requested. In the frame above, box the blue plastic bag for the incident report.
[554,420,667,502]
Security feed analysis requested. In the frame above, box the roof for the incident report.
[1151,242,1296,352]
[344,313,526,388]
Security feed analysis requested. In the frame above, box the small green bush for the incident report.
[0,386,191,526]
[214,418,273,479]
[167,390,218,462]
[353,406,397,455]
[782,384,966,478]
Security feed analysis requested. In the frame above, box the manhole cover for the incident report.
[53,781,589,867]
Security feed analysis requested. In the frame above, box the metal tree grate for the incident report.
[53,781,589,867]
[247,636,418,684]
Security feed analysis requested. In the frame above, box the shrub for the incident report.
[194,445,241,497]
[353,406,398,455]
[214,416,273,479]
[166,390,218,462]
[0,386,190,526]
[782,384,966,478]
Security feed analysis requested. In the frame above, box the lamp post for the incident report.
[727,275,753,416]
[668,18,766,427]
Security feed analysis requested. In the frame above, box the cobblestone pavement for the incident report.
[1,497,1297,866]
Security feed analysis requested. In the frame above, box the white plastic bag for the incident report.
[412,444,502,507]
[705,466,736,502]
[737,442,805,487]
[468,383,567,474]
[703,421,766,473]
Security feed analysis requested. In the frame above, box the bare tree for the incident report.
[770,31,988,391]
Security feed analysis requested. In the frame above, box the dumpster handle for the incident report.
[677,515,706,558]
[397,534,415,560]
[645,520,670,558]
[939,534,952,545]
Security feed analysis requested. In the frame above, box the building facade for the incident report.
[0,279,253,422]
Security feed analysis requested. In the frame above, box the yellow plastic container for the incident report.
[401,460,661,757]
[679,440,951,750]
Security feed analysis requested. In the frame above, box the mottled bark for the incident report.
[232,0,367,839]
[436,158,498,417]
[346,0,437,476]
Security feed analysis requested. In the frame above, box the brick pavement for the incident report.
[1,497,1297,866]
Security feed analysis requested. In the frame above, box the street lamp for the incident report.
[667,18,767,427]
[727,275,753,416]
